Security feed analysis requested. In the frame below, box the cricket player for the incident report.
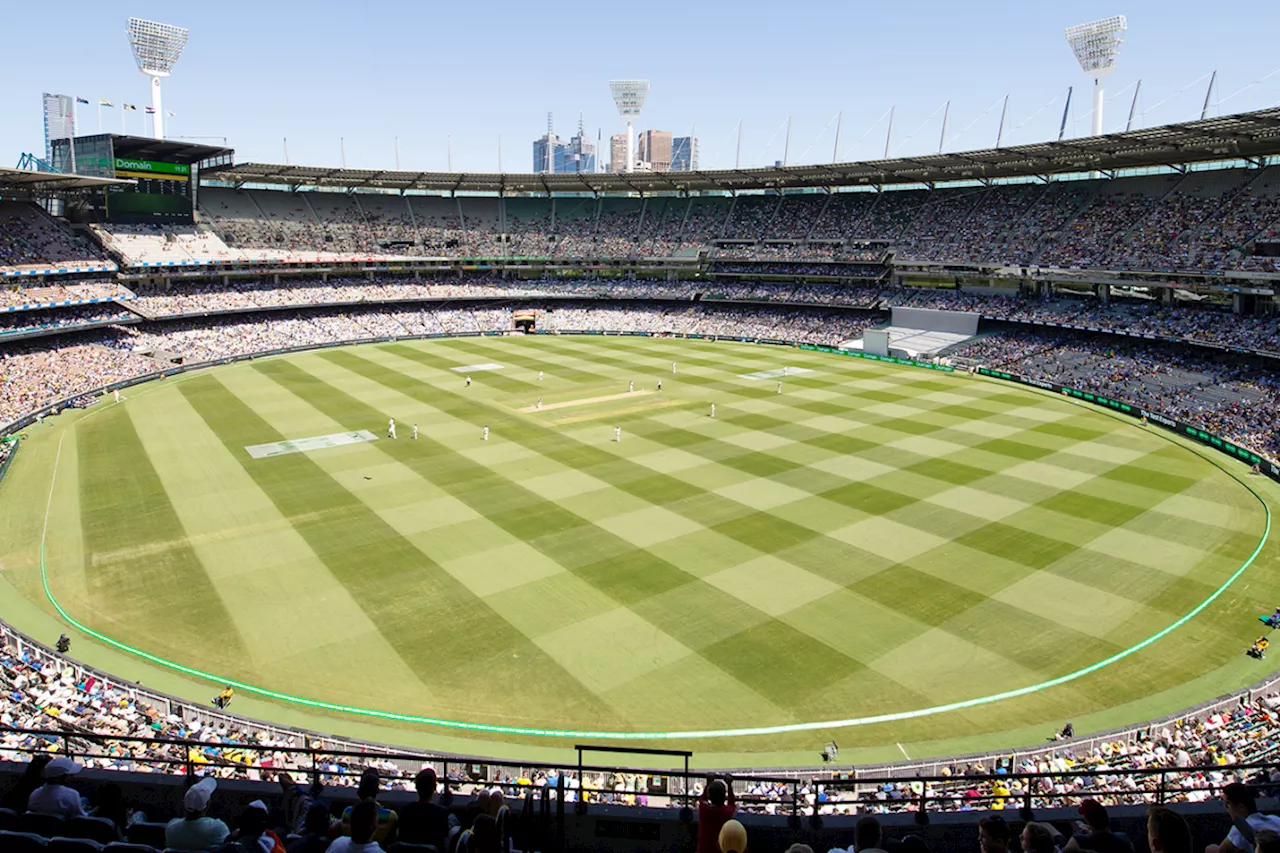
[539,370,544,381]
[672,362,677,374]
[413,424,419,440]
[113,389,120,403]
[778,380,782,394]
[657,379,662,391]
[615,426,622,442]
[466,375,472,387]
[629,380,634,393]
[388,418,397,439]
[537,397,543,409]
[710,403,716,418]
[483,425,489,441]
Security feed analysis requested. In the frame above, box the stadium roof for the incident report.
[0,167,134,192]
[95,134,233,165]
[203,108,1280,194]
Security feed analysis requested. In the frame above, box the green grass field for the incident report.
[1,334,1278,767]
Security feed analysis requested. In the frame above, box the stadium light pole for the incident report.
[1065,15,1127,137]
[609,79,649,173]
[126,18,189,140]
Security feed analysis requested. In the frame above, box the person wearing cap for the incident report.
[224,800,286,853]
[166,777,230,851]
[1065,799,1134,853]
[1208,782,1280,853]
[27,756,86,818]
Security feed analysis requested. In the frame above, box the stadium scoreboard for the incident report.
[108,157,193,222]
[50,135,233,226]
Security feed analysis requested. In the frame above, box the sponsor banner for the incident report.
[977,367,1280,483]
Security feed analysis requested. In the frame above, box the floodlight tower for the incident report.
[609,79,649,173]
[126,17,190,139]
[1065,15,1127,137]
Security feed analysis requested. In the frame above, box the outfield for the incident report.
[1,334,1276,766]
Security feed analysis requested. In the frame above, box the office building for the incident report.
[671,136,699,171]
[638,130,673,171]
[610,133,628,172]
[42,93,76,165]
[534,114,598,173]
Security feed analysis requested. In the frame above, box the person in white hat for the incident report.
[27,756,85,818]
[166,776,229,851]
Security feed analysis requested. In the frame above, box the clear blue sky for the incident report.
[3,0,1278,173]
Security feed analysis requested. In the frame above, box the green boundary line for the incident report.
[34,353,1274,741]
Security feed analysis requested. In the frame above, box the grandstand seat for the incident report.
[48,838,104,853]
[0,807,22,831]
[124,823,167,848]
[0,829,50,851]
[67,817,121,844]
[22,812,68,839]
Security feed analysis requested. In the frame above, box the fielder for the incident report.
[466,375,472,387]
[629,380,634,393]
[539,370,544,381]
[388,418,397,439]
[483,425,489,441]
[413,424,419,440]
[615,426,622,443]
[710,403,716,419]
[777,380,782,394]
[657,379,662,391]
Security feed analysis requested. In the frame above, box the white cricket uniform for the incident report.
[413,425,419,439]
[483,427,489,441]
[388,419,396,439]
[615,427,621,442]
[710,404,716,418]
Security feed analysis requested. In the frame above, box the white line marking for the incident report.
[897,742,910,760]
[41,433,66,551]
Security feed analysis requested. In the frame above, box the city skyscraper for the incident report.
[671,136,700,171]
[42,93,76,165]
[610,133,628,172]
[638,130,673,171]
[534,114,598,173]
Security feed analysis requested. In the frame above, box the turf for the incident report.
[2,335,1274,759]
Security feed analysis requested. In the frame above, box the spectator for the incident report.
[470,812,501,853]
[1064,799,1134,853]
[1021,822,1057,853]
[166,777,230,852]
[396,767,452,849]
[88,782,128,839]
[1207,783,1280,853]
[225,800,286,853]
[1147,806,1193,853]
[833,815,889,853]
[981,816,1013,853]
[288,804,334,853]
[326,800,383,853]
[27,756,85,818]
[698,775,737,853]
[720,818,748,853]
[0,754,50,812]
[337,768,397,844]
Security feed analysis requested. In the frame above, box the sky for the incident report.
[3,0,1279,174]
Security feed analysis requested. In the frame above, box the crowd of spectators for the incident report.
[3,617,1280,828]
[0,203,107,272]
[953,328,1280,462]
[0,331,154,425]
[0,282,131,309]
[0,305,136,339]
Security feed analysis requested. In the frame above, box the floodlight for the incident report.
[127,17,190,139]
[1065,15,1127,137]
[609,79,650,172]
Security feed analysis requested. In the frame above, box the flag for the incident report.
[76,97,89,105]
[100,100,113,107]
[123,104,137,111]
[145,107,155,114]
